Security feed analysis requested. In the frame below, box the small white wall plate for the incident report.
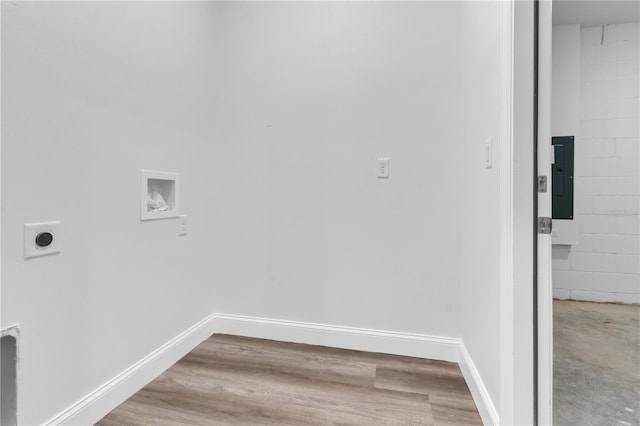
[485,137,493,169]
[24,221,61,259]
[178,214,188,236]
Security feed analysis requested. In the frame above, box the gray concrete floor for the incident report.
[554,300,640,426]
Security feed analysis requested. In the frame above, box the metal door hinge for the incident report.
[538,217,552,234]
[538,176,548,193]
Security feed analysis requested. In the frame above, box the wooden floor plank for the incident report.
[97,334,480,426]
[429,395,483,425]
[149,361,433,424]
[190,337,377,388]
[374,366,472,398]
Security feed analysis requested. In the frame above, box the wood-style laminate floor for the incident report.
[97,335,482,425]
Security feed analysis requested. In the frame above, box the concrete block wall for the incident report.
[553,23,640,304]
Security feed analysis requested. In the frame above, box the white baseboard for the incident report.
[44,313,217,426]
[44,313,498,426]
[458,341,500,426]
[212,313,461,362]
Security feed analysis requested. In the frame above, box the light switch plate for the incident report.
[377,157,390,178]
[178,214,188,236]
[24,221,61,259]
[485,138,493,169]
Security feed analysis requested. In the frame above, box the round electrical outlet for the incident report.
[35,232,54,248]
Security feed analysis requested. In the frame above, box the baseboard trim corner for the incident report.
[44,313,216,426]
[458,341,500,426]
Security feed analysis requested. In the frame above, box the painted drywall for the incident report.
[1,1,512,423]
[1,3,223,424]
[552,22,640,304]
[209,1,464,337]
[457,0,503,418]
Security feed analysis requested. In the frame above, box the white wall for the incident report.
[209,1,463,338]
[1,1,511,424]
[1,3,222,424]
[552,22,640,304]
[458,0,503,419]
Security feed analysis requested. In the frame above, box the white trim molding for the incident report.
[212,313,461,362]
[43,313,498,426]
[1,325,20,339]
[498,0,515,424]
[459,341,501,426]
[536,1,555,424]
[43,314,217,426]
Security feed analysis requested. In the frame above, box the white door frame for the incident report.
[536,1,554,425]
[499,1,515,424]
[507,1,554,424]
[0,0,3,328]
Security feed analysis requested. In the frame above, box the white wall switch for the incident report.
[485,138,493,169]
[178,214,188,236]
[24,221,61,259]
[377,157,390,178]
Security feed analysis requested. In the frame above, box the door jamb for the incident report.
[536,1,554,424]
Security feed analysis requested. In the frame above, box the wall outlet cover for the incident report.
[24,221,61,259]
[179,214,188,236]
[377,157,390,178]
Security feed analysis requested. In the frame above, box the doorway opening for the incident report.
[1,334,18,426]
[549,1,639,425]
